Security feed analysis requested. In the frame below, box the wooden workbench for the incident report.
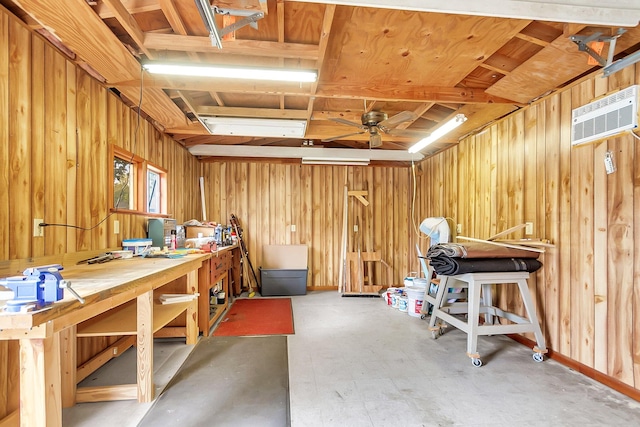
[0,253,207,427]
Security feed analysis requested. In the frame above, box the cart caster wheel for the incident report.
[533,352,544,363]
[471,358,483,367]
[431,331,438,339]
[421,314,426,320]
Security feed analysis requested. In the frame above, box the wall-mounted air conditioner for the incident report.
[571,85,639,146]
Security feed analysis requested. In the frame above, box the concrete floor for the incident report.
[64,291,640,426]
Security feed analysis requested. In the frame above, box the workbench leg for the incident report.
[137,291,154,403]
[60,326,77,408]
[466,281,482,360]
[186,270,198,345]
[19,333,62,426]
[517,279,547,351]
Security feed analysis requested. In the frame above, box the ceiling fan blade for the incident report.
[377,110,418,129]
[329,117,367,129]
[321,131,366,142]
[387,128,431,138]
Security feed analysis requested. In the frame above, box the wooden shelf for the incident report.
[77,300,193,337]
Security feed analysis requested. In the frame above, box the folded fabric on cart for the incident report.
[426,242,539,259]
[429,256,543,275]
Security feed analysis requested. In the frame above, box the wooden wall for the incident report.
[201,162,425,288]
[0,7,201,419]
[415,64,640,391]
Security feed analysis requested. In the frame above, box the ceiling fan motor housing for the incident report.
[361,111,388,126]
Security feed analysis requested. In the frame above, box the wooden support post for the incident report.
[137,291,154,402]
[60,325,76,408]
[19,323,62,427]
[186,269,198,345]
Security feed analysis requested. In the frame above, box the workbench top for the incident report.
[0,253,211,333]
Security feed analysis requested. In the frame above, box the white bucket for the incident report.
[412,278,428,289]
[405,286,425,318]
[398,296,408,312]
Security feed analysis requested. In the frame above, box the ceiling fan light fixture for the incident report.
[408,114,467,153]
[142,62,317,83]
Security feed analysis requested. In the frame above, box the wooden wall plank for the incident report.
[0,0,8,261]
[543,94,561,351]
[65,62,77,253]
[569,80,595,366]
[558,89,573,355]
[634,66,640,389]
[8,19,31,259]
[44,45,67,254]
[75,71,92,251]
[592,74,609,375]
[606,66,635,385]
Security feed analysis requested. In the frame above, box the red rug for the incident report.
[212,298,294,337]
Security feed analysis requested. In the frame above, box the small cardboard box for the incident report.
[260,244,308,296]
[185,226,217,238]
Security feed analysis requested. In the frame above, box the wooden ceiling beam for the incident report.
[94,0,159,19]
[100,0,154,58]
[315,84,518,104]
[116,76,313,95]
[195,106,309,120]
[143,33,320,60]
[396,102,436,129]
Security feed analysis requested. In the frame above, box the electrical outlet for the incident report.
[114,220,120,235]
[354,224,359,233]
[456,224,462,234]
[525,222,534,236]
[291,224,296,232]
[33,218,44,237]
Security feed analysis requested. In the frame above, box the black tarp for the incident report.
[428,256,542,275]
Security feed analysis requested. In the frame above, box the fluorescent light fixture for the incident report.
[143,62,317,83]
[200,117,307,138]
[408,114,467,153]
[302,157,370,166]
[188,145,423,162]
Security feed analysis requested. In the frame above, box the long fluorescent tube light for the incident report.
[408,114,467,153]
[143,62,317,83]
[302,157,370,166]
[201,117,307,138]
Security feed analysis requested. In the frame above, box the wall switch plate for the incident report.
[114,220,120,234]
[33,218,44,237]
[291,224,296,232]
[456,224,462,233]
[525,222,534,235]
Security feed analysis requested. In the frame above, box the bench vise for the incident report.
[0,264,84,312]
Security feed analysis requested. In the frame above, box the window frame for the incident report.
[109,144,169,217]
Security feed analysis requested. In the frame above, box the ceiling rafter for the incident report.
[306,4,337,120]
[93,0,158,19]
[196,106,308,120]
[315,84,518,104]
[143,33,320,60]
[100,0,154,58]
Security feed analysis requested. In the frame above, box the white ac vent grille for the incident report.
[571,85,638,146]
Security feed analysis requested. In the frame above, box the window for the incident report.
[110,145,168,216]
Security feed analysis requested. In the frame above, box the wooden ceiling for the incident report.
[4,0,640,162]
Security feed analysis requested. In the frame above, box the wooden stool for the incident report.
[428,271,547,367]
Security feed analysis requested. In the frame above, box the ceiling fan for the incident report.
[322,110,428,148]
